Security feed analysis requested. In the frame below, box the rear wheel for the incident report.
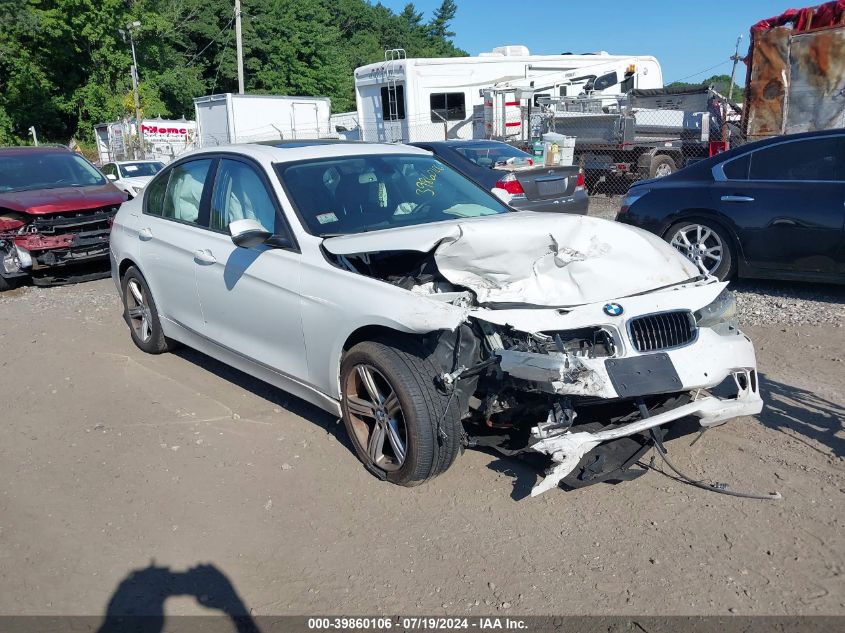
[666,220,736,280]
[121,266,174,354]
[340,340,462,486]
[650,155,677,179]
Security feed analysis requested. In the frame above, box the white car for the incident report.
[101,160,164,198]
[109,142,762,495]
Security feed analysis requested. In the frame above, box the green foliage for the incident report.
[0,0,465,143]
[666,74,744,102]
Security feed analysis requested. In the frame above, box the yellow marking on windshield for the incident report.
[415,163,445,197]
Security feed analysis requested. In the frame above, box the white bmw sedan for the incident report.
[110,141,763,495]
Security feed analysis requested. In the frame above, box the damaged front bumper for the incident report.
[489,303,762,495]
[529,373,762,495]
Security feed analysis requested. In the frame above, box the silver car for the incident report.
[110,142,762,495]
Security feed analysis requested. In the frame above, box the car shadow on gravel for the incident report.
[172,347,353,453]
[758,372,845,458]
[97,562,261,632]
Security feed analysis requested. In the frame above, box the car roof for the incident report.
[112,159,164,164]
[0,145,72,156]
[180,141,431,164]
[411,140,515,148]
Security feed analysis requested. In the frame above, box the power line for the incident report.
[210,24,235,94]
[670,60,732,84]
[186,12,236,66]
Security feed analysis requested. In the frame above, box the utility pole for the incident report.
[28,126,38,146]
[121,21,144,158]
[727,34,744,105]
[235,0,245,94]
[722,34,743,143]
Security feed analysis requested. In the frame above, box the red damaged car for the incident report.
[0,146,127,290]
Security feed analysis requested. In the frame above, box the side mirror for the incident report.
[106,174,117,181]
[229,218,272,248]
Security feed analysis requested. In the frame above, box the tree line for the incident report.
[0,0,464,145]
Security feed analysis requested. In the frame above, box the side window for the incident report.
[144,171,170,216]
[102,164,115,177]
[722,154,750,180]
[162,159,212,225]
[211,159,277,233]
[430,92,466,122]
[380,85,406,121]
[749,138,843,181]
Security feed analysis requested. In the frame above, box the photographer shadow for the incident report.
[97,562,261,633]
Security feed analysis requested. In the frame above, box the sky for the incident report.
[378,0,798,86]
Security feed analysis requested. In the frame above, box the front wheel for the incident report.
[340,340,462,486]
[665,220,736,280]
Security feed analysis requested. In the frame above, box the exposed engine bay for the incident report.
[324,218,763,496]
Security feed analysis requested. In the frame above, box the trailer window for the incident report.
[430,93,466,122]
[380,86,406,121]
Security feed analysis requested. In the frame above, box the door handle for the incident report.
[138,227,153,241]
[193,249,217,265]
[721,195,755,203]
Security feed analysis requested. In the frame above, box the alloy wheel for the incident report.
[670,224,724,275]
[126,278,153,343]
[344,364,407,472]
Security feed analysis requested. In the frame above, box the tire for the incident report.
[340,339,462,487]
[121,266,174,354]
[649,155,677,179]
[0,274,21,292]
[665,219,736,280]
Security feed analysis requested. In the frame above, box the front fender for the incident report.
[299,260,468,399]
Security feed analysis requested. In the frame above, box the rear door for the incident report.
[713,135,845,276]
[138,158,214,332]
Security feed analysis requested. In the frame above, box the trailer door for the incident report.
[292,102,320,139]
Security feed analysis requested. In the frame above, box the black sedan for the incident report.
[410,140,588,215]
[616,129,845,283]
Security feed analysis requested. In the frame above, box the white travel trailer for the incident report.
[194,93,332,147]
[354,47,663,143]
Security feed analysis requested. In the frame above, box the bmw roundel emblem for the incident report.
[603,303,624,317]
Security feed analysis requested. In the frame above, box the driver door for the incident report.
[193,157,307,380]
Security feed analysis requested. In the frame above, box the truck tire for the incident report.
[340,339,463,487]
[650,155,677,179]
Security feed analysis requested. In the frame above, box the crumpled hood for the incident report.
[323,212,700,307]
[0,184,126,215]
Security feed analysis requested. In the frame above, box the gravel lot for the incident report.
[0,260,843,619]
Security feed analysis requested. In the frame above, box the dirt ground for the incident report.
[0,277,843,618]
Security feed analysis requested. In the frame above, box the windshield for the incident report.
[119,162,164,178]
[454,144,533,169]
[0,152,106,193]
[276,154,509,237]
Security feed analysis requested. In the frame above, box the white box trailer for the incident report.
[354,46,663,143]
[194,93,332,147]
[94,121,130,164]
